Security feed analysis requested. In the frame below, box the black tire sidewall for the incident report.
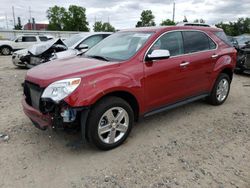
[87,97,134,150]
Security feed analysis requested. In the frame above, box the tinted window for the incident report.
[149,31,184,56]
[81,35,103,48]
[183,31,211,53]
[39,36,48,41]
[208,37,216,49]
[215,31,232,46]
[22,36,37,42]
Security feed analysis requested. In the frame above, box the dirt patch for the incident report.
[0,56,249,188]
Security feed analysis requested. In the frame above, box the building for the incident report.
[23,23,48,30]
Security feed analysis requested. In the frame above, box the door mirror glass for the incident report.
[146,49,170,61]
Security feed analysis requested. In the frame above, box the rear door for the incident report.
[181,31,217,96]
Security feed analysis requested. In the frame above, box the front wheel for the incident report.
[207,73,231,105]
[1,46,11,55]
[86,97,134,150]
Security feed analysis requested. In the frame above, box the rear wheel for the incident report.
[207,73,231,105]
[1,46,11,55]
[86,97,134,150]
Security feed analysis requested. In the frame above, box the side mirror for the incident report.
[77,44,89,50]
[146,49,170,61]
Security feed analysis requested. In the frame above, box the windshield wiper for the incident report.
[87,55,110,61]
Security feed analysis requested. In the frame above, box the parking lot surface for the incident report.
[0,56,249,188]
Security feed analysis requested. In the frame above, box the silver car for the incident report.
[12,32,112,68]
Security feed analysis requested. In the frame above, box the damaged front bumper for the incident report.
[22,97,52,130]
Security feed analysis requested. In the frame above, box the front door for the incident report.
[144,31,191,111]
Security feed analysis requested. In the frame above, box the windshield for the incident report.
[85,32,153,61]
[64,34,88,48]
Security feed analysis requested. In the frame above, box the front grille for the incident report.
[23,81,44,111]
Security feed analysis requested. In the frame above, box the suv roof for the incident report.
[176,22,210,27]
[121,26,222,33]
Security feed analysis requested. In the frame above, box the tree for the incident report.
[194,19,205,23]
[14,17,22,30]
[93,21,116,32]
[47,5,89,31]
[64,5,89,31]
[102,22,115,32]
[136,10,156,27]
[47,6,67,30]
[93,21,103,32]
[161,19,175,26]
[215,18,250,36]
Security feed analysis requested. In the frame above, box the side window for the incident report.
[208,37,216,49]
[22,36,37,42]
[39,36,48,41]
[214,31,232,46]
[15,37,22,42]
[103,34,110,39]
[149,31,184,56]
[81,35,103,48]
[183,31,210,53]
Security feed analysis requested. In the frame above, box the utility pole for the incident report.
[12,6,16,27]
[172,1,175,22]
[5,13,8,30]
[29,6,32,30]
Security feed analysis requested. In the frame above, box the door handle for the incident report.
[180,62,190,67]
[211,54,219,59]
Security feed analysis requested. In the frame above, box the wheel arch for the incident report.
[220,67,233,81]
[0,45,13,51]
[93,90,140,122]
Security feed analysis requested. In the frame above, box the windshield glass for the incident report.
[85,32,153,61]
[64,34,88,48]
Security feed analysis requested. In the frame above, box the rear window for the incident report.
[215,31,232,46]
[39,36,48,41]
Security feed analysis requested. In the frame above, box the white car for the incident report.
[0,35,51,55]
[12,32,112,68]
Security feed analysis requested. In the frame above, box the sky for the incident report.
[0,0,249,30]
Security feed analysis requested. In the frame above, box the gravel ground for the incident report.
[0,56,249,188]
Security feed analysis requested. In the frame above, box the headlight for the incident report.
[41,78,81,103]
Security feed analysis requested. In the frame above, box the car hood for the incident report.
[26,56,119,87]
[55,49,78,59]
[0,40,12,45]
[13,49,28,55]
[28,38,66,56]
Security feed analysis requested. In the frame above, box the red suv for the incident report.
[22,26,237,150]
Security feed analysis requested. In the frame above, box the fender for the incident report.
[0,44,13,51]
[209,54,235,90]
[64,72,144,111]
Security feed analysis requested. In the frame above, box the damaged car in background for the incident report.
[12,32,112,68]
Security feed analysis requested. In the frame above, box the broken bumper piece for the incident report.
[22,98,52,130]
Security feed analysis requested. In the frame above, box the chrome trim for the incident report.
[180,62,190,67]
[144,29,218,62]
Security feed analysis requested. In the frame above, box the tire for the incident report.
[207,73,231,106]
[85,96,134,150]
[1,46,12,55]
